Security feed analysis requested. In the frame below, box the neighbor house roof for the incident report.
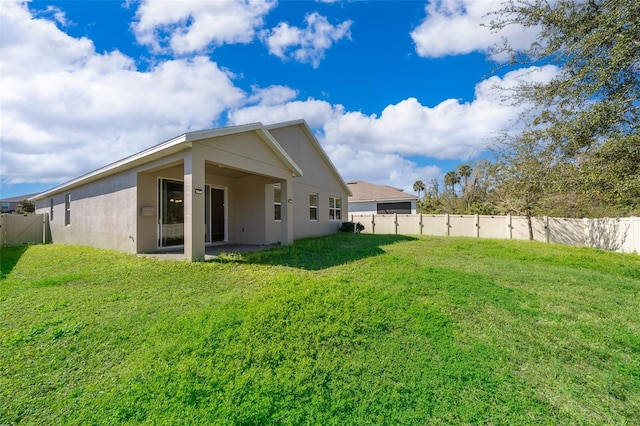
[31,121,309,201]
[1,193,39,203]
[347,180,418,202]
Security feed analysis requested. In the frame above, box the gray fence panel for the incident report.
[1,214,47,247]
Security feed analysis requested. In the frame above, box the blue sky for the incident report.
[0,0,556,199]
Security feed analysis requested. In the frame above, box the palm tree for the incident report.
[457,164,473,210]
[413,180,425,200]
[456,164,472,192]
[444,171,460,194]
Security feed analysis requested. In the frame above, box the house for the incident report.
[347,180,418,215]
[32,120,351,261]
[1,194,37,213]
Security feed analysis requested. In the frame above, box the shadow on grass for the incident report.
[0,245,29,279]
[219,234,418,271]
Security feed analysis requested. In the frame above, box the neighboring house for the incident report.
[32,120,351,261]
[0,194,38,213]
[347,180,418,215]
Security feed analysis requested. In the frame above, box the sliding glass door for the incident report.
[158,178,184,248]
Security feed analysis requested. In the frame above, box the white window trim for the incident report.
[274,184,282,222]
[329,196,342,221]
[309,193,318,221]
[64,193,71,226]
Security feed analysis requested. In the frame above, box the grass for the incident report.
[1,235,639,425]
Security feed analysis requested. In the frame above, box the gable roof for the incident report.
[266,119,352,196]
[347,180,418,202]
[32,121,305,200]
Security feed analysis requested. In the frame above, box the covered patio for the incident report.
[139,243,278,261]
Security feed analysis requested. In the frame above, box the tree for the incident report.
[491,134,555,240]
[444,171,460,194]
[16,199,35,214]
[456,164,473,210]
[489,0,640,215]
[412,180,425,200]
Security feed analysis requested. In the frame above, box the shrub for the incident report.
[338,221,365,233]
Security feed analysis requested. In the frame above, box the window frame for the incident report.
[309,193,318,221]
[274,184,282,222]
[329,196,342,221]
[64,193,71,226]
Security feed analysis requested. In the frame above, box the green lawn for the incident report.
[1,235,639,425]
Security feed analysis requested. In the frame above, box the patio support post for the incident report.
[184,146,206,261]
[280,178,294,246]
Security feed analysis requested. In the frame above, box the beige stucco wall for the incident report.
[36,171,139,253]
[269,125,349,238]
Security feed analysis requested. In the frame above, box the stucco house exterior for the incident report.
[33,120,351,261]
[347,180,418,215]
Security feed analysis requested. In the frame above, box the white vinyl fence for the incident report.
[0,214,49,247]
[350,214,640,254]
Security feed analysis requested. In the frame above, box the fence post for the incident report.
[445,214,450,237]
[507,214,512,240]
[42,213,48,244]
[419,214,423,235]
[475,214,480,238]
[371,214,376,234]
[632,217,638,254]
[545,216,550,243]
[394,213,398,235]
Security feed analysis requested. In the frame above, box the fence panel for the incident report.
[627,217,640,254]
[0,214,47,247]
[422,215,447,236]
[396,214,421,235]
[584,217,637,253]
[548,217,584,247]
[347,213,638,254]
[373,214,397,234]
[448,215,476,237]
[351,214,374,234]
[478,216,509,239]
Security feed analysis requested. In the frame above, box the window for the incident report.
[50,198,54,221]
[64,193,71,226]
[329,197,342,221]
[377,202,411,214]
[309,193,318,221]
[274,185,281,221]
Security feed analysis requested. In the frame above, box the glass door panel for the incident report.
[159,179,184,247]
[210,187,225,242]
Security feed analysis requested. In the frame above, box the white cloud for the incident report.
[0,0,245,185]
[228,91,344,130]
[411,0,538,60]
[322,66,558,160]
[0,0,558,196]
[229,65,558,192]
[261,12,352,68]
[325,144,443,194]
[246,85,299,106]
[132,0,277,54]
